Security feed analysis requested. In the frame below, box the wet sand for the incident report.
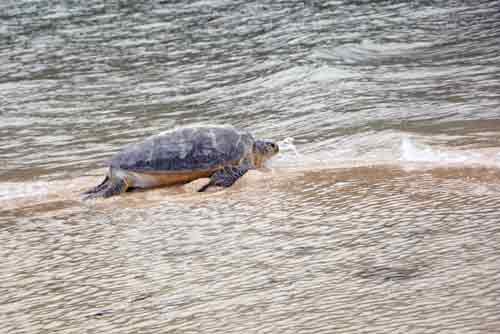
[2,163,500,333]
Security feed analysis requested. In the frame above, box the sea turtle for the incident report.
[83,124,279,199]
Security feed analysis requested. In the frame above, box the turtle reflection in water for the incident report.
[83,125,279,199]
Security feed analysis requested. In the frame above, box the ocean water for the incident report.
[1,1,500,333]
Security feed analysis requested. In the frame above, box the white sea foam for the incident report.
[400,137,467,163]
[277,137,300,157]
[399,136,488,166]
[269,137,316,168]
[271,132,500,171]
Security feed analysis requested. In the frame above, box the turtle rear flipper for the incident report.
[82,177,129,200]
[198,165,250,192]
[82,176,110,196]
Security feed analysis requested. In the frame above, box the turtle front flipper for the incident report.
[82,176,129,199]
[198,165,251,192]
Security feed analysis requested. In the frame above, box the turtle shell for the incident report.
[110,125,255,173]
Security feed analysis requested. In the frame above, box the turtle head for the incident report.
[253,140,279,167]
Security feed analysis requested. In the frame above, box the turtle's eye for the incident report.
[269,143,279,153]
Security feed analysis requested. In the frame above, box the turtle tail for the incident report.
[82,176,128,200]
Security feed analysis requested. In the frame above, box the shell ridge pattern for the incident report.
[210,128,218,153]
[232,132,242,165]
[148,137,155,169]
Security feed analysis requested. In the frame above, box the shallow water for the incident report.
[2,1,500,333]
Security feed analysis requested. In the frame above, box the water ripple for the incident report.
[2,0,500,332]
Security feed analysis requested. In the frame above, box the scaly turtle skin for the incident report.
[83,125,279,199]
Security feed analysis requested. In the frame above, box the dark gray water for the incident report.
[2,1,500,333]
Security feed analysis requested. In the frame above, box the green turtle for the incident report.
[83,124,279,199]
